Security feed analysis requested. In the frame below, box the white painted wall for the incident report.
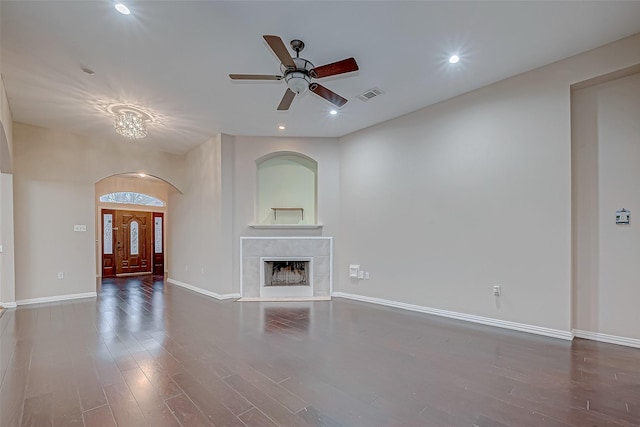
[168,134,233,294]
[229,135,340,294]
[0,76,15,306]
[12,123,186,300]
[0,75,13,173]
[0,174,15,305]
[257,155,317,224]
[337,34,640,334]
[573,73,640,340]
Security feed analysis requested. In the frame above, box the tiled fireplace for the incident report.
[240,237,332,301]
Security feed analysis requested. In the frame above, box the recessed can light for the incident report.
[449,55,460,64]
[115,3,131,15]
[278,125,285,130]
[81,67,95,75]
[330,110,337,115]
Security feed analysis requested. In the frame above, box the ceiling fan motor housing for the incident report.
[281,58,314,94]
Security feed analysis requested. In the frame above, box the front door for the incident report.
[102,209,155,277]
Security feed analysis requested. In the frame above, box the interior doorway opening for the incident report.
[95,173,179,280]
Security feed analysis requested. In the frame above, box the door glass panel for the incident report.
[104,214,113,255]
[130,221,139,255]
[154,217,162,254]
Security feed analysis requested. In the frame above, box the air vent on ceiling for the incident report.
[358,88,383,102]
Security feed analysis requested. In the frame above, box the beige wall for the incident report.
[0,174,15,304]
[1,75,13,173]
[573,73,640,339]
[12,123,186,301]
[337,34,640,334]
[0,76,14,305]
[230,135,341,294]
[168,134,232,294]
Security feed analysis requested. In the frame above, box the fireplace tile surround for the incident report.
[240,237,332,301]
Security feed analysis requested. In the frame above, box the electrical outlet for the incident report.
[57,272,64,279]
[364,272,370,280]
[493,285,501,296]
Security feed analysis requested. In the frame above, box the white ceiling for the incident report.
[2,1,640,154]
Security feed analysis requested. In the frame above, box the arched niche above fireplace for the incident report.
[256,152,318,225]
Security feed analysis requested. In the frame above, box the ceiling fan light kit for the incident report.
[229,35,359,111]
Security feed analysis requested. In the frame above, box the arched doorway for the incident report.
[95,173,179,279]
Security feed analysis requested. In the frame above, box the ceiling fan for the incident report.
[229,35,359,111]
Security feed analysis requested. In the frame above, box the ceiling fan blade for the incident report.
[277,89,296,111]
[309,83,347,107]
[229,74,282,80]
[310,57,359,79]
[263,35,296,69]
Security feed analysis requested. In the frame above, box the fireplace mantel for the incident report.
[249,224,323,229]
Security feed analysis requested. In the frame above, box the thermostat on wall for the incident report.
[616,209,630,224]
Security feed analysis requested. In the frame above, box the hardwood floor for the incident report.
[1,275,639,426]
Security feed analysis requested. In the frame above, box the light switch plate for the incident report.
[74,225,87,232]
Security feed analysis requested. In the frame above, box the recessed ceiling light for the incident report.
[115,3,131,15]
[81,67,95,75]
[278,125,285,130]
[449,55,460,64]
[330,110,337,115]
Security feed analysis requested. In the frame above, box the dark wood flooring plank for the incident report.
[238,408,278,427]
[103,381,146,427]
[0,367,27,427]
[171,371,247,427]
[82,404,117,427]
[72,355,107,412]
[21,392,52,427]
[165,394,213,427]
[179,357,254,416]
[121,367,181,427]
[137,359,183,400]
[224,374,312,427]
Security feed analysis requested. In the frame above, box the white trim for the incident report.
[332,292,573,341]
[237,296,331,302]
[0,302,17,308]
[573,329,640,349]
[249,224,323,229]
[16,292,97,306]
[329,238,333,296]
[240,237,333,300]
[240,236,332,240]
[167,278,240,300]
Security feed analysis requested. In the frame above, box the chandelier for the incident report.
[114,112,147,139]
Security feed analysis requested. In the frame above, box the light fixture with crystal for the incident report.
[115,112,147,139]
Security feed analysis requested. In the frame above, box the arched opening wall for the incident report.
[11,122,186,303]
[95,174,180,279]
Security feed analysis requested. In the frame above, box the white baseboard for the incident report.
[16,292,97,306]
[237,296,331,302]
[167,278,240,300]
[332,292,572,341]
[573,329,640,349]
[0,301,17,308]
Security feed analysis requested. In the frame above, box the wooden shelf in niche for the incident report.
[271,207,303,221]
